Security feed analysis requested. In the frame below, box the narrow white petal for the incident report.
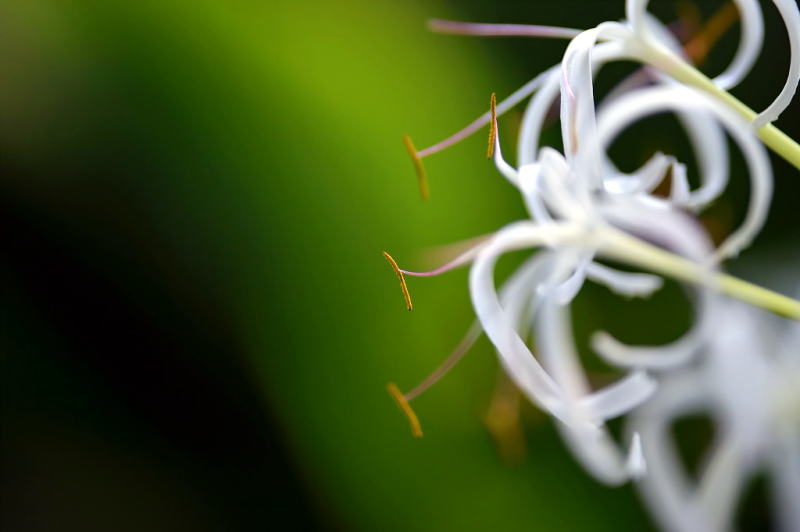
[602,152,672,196]
[586,262,664,298]
[469,222,581,419]
[626,432,647,478]
[491,119,520,186]
[753,0,800,128]
[628,371,710,532]
[771,427,800,532]
[627,0,764,90]
[596,85,772,262]
[713,0,764,89]
[593,198,718,369]
[669,161,690,205]
[580,370,657,420]
[696,440,748,532]
[536,293,654,485]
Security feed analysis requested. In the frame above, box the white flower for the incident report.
[388,0,800,499]
[631,301,800,531]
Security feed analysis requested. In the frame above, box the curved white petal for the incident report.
[596,15,732,208]
[552,252,592,305]
[712,0,764,90]
[535,289,655,485]
[491,115,521,187]
[469,222,579,419]
[601,152,672,196]
[628,0,765,90]
[560,23,629,187]
[517,163,554,224]
[628,371,714,532]
[586,262,664,298]
[592,198,718,370]
[753,0,800,128]
[596,85,772,262]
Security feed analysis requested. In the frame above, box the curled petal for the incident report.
[517,163,554,224]
[551,253,592,305]
[560,23,629,186]
[593,198,718,370]
[490,105,521,187]
[469,222,581,419]
[596,85,772,262]
[586,262,664,298]
[469,221,654,425]
[752,0,800,128]
[580,370,657,420]
[628,371,714,532]
[535,293,655,484]
[628,0,765,90]
[602,151,672,195]
[669,161,690,205]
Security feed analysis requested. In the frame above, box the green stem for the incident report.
[646,46,800,171]
[598,226,800,320]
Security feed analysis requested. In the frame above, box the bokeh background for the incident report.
[2,1,798,530]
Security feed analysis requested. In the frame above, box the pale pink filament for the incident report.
[428,19,582,39]
[417,113,492,158]
[404,322,483,401]
[400,238,490,277]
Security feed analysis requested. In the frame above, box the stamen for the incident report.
[484,370,527,464]
[403,135,429,201]
[684,2,739,66]
[428,19,582,39]
[416,68,553,158]
[383,251,413,311]
[404,322,482,401]
[399,236,489,278]
[487,93,498,159]
[675,1,703,42]
[386,382,423,438]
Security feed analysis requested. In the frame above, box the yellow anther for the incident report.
[487,92,497,159]
[684,2,739,66]
[382,251,413,311]
[386,382,423,438]
[403,135,429,201]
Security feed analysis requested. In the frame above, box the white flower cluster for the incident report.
[389,1,800,530]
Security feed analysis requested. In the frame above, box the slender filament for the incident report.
[387,382,423,438]
[403,135,429,201]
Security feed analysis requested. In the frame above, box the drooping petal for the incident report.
[628,371,712,532]
[535,291,655,485]
[469,222,581,419]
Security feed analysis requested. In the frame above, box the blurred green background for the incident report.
[1,1,798,530]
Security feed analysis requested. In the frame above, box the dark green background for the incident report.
[1,1,797,530]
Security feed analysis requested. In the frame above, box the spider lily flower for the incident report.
[531,23,774,262]
[466,222,655,484]
[630,301,800,532]
[472,111,725,482]
[386,0,800,497]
